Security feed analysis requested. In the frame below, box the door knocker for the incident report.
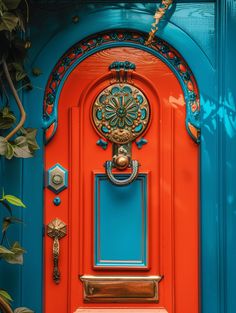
[92,64,150,186]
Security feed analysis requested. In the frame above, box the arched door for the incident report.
[44,34,199,313]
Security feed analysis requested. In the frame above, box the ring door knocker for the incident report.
[92,61,150,186]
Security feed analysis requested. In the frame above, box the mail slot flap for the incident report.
[80,276,162,303]
[85,281,155,298]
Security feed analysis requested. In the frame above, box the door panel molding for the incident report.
[94,174,148,269]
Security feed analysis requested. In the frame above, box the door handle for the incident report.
[105,160,139,186]
[47,218,67,284]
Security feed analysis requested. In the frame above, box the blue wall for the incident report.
[1,1,236,313]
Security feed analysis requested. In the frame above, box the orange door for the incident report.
[44,47,199,313]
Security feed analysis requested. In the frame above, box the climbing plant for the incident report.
[0,191,33,313]
[0,0,39,159]
[0,1,36,312]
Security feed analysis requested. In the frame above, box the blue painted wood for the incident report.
[1,2,235,313]
[94,174,147,268]
[224,2,236,313]
[0,157,23,308]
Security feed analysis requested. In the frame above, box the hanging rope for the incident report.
[145,0,173,46]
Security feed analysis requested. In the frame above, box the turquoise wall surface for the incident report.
[0,1,235,313]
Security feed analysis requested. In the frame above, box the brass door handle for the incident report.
[47,218,67,284]
[105,160,139,186]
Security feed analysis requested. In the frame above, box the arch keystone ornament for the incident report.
[43,31,200,145]
[109,60,136,83]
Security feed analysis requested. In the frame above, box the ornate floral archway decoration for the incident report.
[43,30,200,144]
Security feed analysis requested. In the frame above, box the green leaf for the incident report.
[25,128,37,138]
[13,129,39,156]
[14,135,27,147]
[24,128,40,152]
[11,241,25,253]
[3,252,23,264]
[3,194,26,207]
[8,216,23,224]
[3,241,25,265]
[0,106,16,129]
[2,217,11,232]
[16,70,27,81]
[13,144,33,158]
[0,289,13,302]
[0,1,8,12]
[2,216,23,232]
[5,142,14,159]
[32,67,42,76]
[11,62,27,82]
[0,245,14,254]
[0,11,20,32]
[0,137,7,155]
[19,127,27,135]
[14,307,34,313]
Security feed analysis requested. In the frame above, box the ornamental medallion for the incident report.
[92,84,150,144]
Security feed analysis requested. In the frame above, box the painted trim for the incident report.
[74,308,168,313]
[42,30,200,144]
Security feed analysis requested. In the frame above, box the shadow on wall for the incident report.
[202,91,236,140]
[167,91,236,140]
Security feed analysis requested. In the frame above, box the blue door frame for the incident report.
[0,2,236,313]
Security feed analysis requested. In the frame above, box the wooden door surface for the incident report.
[44,46,199,313]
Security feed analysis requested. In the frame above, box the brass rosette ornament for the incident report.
[92,83,150,186]
[93,84,150,143]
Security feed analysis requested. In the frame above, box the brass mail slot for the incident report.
[80,276,162,303]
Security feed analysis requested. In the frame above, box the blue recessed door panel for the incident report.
[94,174,147,268]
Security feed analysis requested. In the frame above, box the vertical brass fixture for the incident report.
[47,218,67,284]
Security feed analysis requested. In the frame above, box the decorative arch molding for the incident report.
[43,30,200,144]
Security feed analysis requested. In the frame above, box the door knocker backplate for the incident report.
[92,69,150,186]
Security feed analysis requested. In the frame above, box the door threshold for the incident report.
[74,309,168,313]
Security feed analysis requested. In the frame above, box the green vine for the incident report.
[0,0,39,160]
[0,190,33,313]
[0,1,36,312]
